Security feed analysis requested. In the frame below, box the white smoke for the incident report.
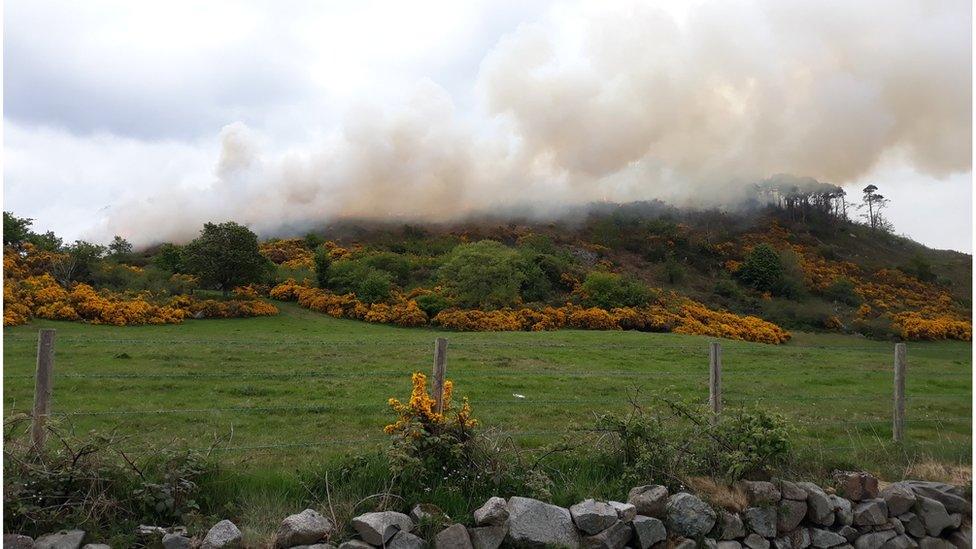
[93,0,972,246]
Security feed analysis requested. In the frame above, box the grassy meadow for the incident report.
[4,302,971,544]
[4,302,970,472]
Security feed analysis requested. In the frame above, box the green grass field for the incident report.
[4,302,971,475]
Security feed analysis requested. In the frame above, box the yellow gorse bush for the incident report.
[270,279,791,344]
[3,246,279,327]
[385,372,476,438]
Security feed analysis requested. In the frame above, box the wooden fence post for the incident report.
[893,342,907,442]
[709,341,722,423]
[31,328,56,452]
[432,337,448,414]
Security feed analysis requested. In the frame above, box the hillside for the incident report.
[4,202,971,343]
[253,201,972,341]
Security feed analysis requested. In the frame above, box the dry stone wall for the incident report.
[4,472,971,549]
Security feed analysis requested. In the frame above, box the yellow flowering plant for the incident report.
[383,372,479,486]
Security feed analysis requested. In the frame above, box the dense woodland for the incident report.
[3,183,972,343]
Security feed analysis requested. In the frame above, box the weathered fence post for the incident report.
[709,341,722,423]
[432,337,448,414]
[31,328,56,452]
[893,342,907,442]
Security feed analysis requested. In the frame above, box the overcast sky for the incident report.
[3,0,972,252]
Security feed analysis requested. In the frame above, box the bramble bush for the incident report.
[592,395,792,488]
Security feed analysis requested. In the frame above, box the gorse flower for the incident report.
[385,372,476,437]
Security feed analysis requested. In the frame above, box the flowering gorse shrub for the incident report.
[270,279,791,343]
[384,373,478,487]
[3,246,278,326]
[722,223,971,341]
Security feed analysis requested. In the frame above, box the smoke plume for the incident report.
[94,0,972,246]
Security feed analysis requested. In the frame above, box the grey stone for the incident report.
[720,542,744,549]
[351,512,413,546]
[834,472,881,503]
[772,537,793,549]
[608,501,637,522]
[571,499,620,535]
[880,535,918,549]
[336,542,370,549]
[904,482,972,515]
[435,524,472,549]
[809,528,847,548]
[784,528,812,549]
[35,531,86,549]
[474,497,509,527]
[337,542,372,549]
[81,546,110,549]
[739,481,783,506]
[631,516,666,549]
[892,518,906,535]
[276,509,334,548]
[915,497,952,537]
[582,520,631,549]
[290,545,335,549]
[855,531,897,549]
[467,522,507,549]
[777,480,809,501]
[717,511,746,540]
[779,500,809,533]
[898,513,925,539]
[831,496,854,527]
[745,533,772,549]
[388,531,428,549]
[854,500,889,527]
[628,485,669,518]
[948,528,971,549]
[705,539,719,549]
[202,521,242,549]
[675,539,698,549]
[411,503,447,524]
[883,485,918,517]
[4,535,35,549]
[950,514,963,530]
[917,537,955,549]
[745,507,777,538]
[801,484,835,526]
[838,526,859,542]
[667,493,718,538]
[505,496,580,548]
[162,533,192,549]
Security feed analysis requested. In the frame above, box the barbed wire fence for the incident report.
[5,328,971,459]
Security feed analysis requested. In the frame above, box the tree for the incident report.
[28,231,63,252]
[51,240,106,285]
[860,184,890,231]
[438,240,524,308]
[153,243,185,273]
[313,247,332,289]
[3,212,34,246]
[107,235,133,259]
[736,244,784,293]
[182,222,272,296]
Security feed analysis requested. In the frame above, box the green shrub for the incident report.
[438,240,524,308]
[823,277,861,306]
[415,293,453,317]
[313,247,331,289]
[713,278,742,299]
[593,395,792,487]
[358,271,393,304]
[580,272,652,309]
[663,257,686,284]
[737,244,784,293]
